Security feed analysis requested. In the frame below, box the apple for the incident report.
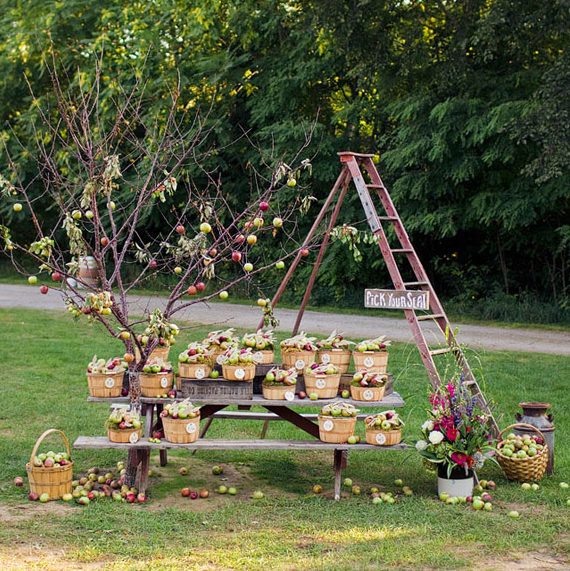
[196,282,206,292]
[372,496,383,505]
[287,178,296,187]
[181,488,191,497]
[228,487,237,496]
[219,291,229,300]
[486,481,496,490]
[62,493,73,502]
[402,487,413,496]
[246,234,257,246]
[257,298,267,307]
[119,331,131,340]
[77,496,90,506]
[275,260,285,269]
[100,237,109,247]
[212,465,223,475]
[108,201,116,210]
[484,502,493,511]
[508,510,520,518]
[253,217,264,228]
[438,492,449,502]
[309,393,318,401]
[394,479,404,487]
[235,234,246,245]
[560,482,569,489]
[341,390,350,398]
[272,217,283,228]
[259,201,269,212]
[187,285,198,296]
[479,480,488,489]
[126,493,136,503]
[472,499,484,510]
[531,483,539,491]
[13,203,23,212]
[300,248,309,257]
[51,272,62,282]
[210,370,220,379]
[190,490,199,500]
[13,476,24,487]
[217,485,228,494]
[39,493,50,503]
[352,485,361,495]
[232,251,242,263]
[85,210,94,219]
[343,478,353,488]
[179,467,188,475]
[312,484,323,494]
[28,492,39,501]
[176,225,185,234]
[72,210,82,220]
[252,490,264,500]
[481,492,493,502]
[200,222,212,234]
[199,488,209,498]
[28,276,38,285]
[137,493,146,503]
[174,266,183,275]
[298,391,306,399]
[521,483,532,491]
[243,262,253,272]
[149,259,158,269]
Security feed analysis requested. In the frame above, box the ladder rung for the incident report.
[404,281,429,287]
[391,248,413,254]
[463,380,477,387]
[366,184,384,189]
[429,347,456,356]
[416,313,445,321]
[378,216,398,221]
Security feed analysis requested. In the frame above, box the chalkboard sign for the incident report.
[365,289,429,310]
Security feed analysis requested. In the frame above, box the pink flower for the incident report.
[446,427,459,442]
[451,452,467,465]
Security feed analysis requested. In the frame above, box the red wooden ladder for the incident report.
[265,151,499,434]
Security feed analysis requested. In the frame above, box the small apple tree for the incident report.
[1,67,317,484]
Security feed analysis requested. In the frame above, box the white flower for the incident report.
[428,430,444,445]
[415,440,428,451]
[421,420,434,432]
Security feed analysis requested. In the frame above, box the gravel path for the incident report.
[1,284,568,355]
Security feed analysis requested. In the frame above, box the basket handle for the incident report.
[499,423,546,443]
[29,429,72,465]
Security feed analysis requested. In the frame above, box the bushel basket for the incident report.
[222,364,256,381]
[318,415,356,444]
[178,362,211,379]
[140,372,174,397]
[162,415,200,444]
[26,429,73,500]
[87,371,124,398]
[496,423,548,482]
[281,350,316,371]
[317,349,351,374]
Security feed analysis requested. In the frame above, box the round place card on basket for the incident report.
[186,422,197,434]
[363,389,374,401]
[160,376,169,388]
[321,353,330,364]
[129,431,139,444]
[295,359,305,370]
[375,432,386,445]
[285,391,295,401]
[216,355,225,365]
[195,368,205,380]
[315,378,326,389]
[104,377,115,389]
[364,357,374,368]
[253,352,264,364]
[323,419,334,432]
[234,368,245,380]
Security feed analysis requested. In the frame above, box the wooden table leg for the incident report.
[260,419,270,439]
[144,403,154,438]
[333,449,348,501]
[263,406,319,438]
[154,403,168,467]
[137,449,151,495]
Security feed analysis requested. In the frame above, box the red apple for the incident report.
[181,488,191,497]
[298,391,307,399]
[149,259,158,269]
[231,251,242,263]
[209,248,218,257]
[121,388,129,397]
[259,201,269,212]
[40,285,49,295]
[14,476,24,487]
[199,488,209,498]
[300,248,310,257]
[126,493,136,503]
[137,493,146,503]
[176,225,185,235]
[196,282,206,292]
[235,234,246,245]
[100,237,109,247]
[190,490,199,500]
[51,272,62,282]
[28,492,39,501]
[187,285,197,296]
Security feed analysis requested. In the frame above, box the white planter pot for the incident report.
[437,475,474,498]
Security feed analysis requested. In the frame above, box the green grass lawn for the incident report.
[0,307,569,570]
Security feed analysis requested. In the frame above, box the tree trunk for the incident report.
[125,369,142,487]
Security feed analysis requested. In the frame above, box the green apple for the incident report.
[210,370,220,379]
[212,465,223,475]
[372,496,382,505]
[108,201,116,210]
[531,483,539,491]
[287,178,296,187]
[352,485,361,495]
[243,263,253,272]
[252,490,264,499]
[28,276,38,285]
[174,266,183,275]
[272,217,283,228]
[394,479,404,487]
[472,499,484,510]
[484,502,493,511]
[217,485,228,494]
[341,390,350,398]
[343,478,353,488]
[200,222,212,233]
[39,493,50,503]
[275,260,285,270]
[309,393,318,401]
[72,209,82,220]
[347,435,357,445]
[521,483,532,491]
[13,203,23,212]
[439,492,449,502]
[257,298,267,307]
[85,210,94,219]
[228,487,237,496]
[62,493,73,502]
[508,510,520,518]
[219,291,229,300]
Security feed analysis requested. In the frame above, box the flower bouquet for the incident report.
[262,367,297,400]
[364,411,404,446]
[106,409,142,444]
[87,356,127,398]
[352,336,390,373]
[280,332,317,370]
[350,370,387,401]
[318,402,359,443]
[178,342,213,379]
[203,329,239,365]
[160,399,201,443]
[140,358,174,397]
[304,362,341,399]
[241,329,276,364]
[219,348,256,381]
[316,331,353,373]
[416,376,495,497]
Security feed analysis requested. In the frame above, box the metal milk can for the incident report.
[515,402,555,475]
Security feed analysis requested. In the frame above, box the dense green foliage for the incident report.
[0,0,568,320]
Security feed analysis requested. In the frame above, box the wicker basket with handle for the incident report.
[26,429,73,500]
[496,423,549,482]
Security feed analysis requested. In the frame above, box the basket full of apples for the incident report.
[203,329,239,365]
[178,342,213,379]
[496,423,548,482]
[242,329,276,364]
[26,429,73,500]
[364,411,404,446]
[317,331,353,374]
[318,402,359,444]
[140,358,174,397]
[160,399,201,443]
[106,409,142,444]
[219,348,256,381]
[304,363,341,399]
[87,356,127,398]
[353,336,390,373]
[262,367,297,400]
[350,370,387,402]
[280,333,317,371]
